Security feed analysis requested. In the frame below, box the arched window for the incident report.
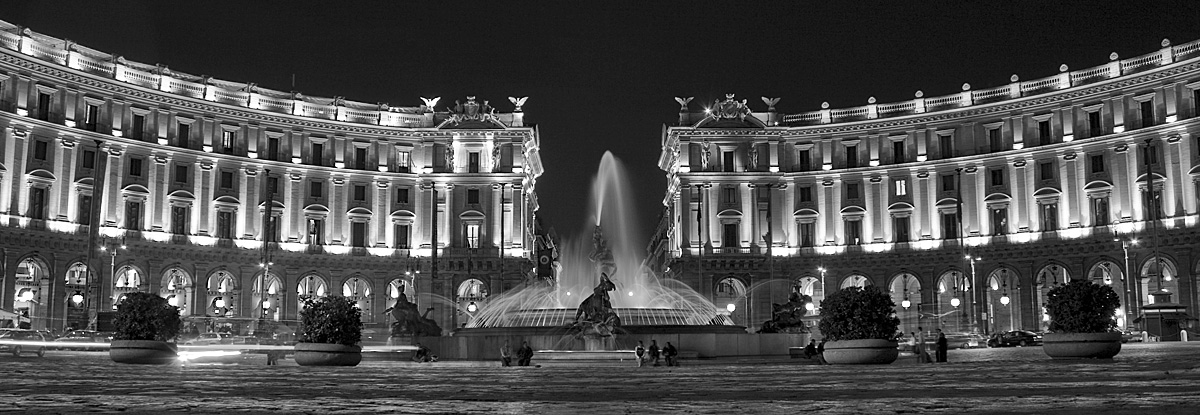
[987,268,1022,333]
[297,275,327,311]
[840,274,871,290]
[342,277,373,322]
[160,268,193,316]
[112,266,144,310]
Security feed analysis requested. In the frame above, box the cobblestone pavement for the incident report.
[1,342,1198,414]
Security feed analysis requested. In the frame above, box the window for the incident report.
[798,222,814,247]
[798,186,813,203]
[990,169,1004,187]
[723,151,734,172]
[355,147,368,170]
[129,158,143,177]
[991,208,1008,235]
[397,150,411,172]
[177,122,191,147]
[220,171,234,189]
[988,128,1002,152]
[1038,120,1051,145]
[1140,100,1154,128]
[1144,188,1163,220]
[798,149,811,171]
[28,187,46,220]
[397,187,410,204]
[939,136,953,158]
[942,212,959,239]
[267,136,280,161]
[221,130,235,154]
[353,185,367,202]
[84,104,99,131]
[33,141,48,160]
[942,174,955,192]
[846,183,859,200]
[310,181,323,198]
[394,224,410,249]
[845,145,858,169]
[893,141,905,164]
[1092,198,1110,227]
[467,188,480,204]
[307,218,324,245]
[468,152,480,173]
[311,142,324,166]
[1041,203,1059,231]
[721,187,736,204]
[894,179,907,196]
[216,211,233,239]
[174,165,189,184]
[77,195,92,225]
[894,217,910,242]
[1090,155,1104,174]
[844,220,862,245]
[170,206,188,235]
[36,92,51,121]
[1038,162,1054,181]
[1088,111,1102,138]
[265,216,280,243]
[125,201,142,230]
[82,150,96,169]
[722,223,738,248]
[464,223,480,248]
[131,114,145,140]
[351,222,367,248]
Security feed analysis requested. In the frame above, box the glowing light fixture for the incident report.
[950,297,961,308]
[901,299,911,309]
[167,295,178,307]
[467,302,478,313]
[1000,294,1010,306]
[805,303,815,311]
[214,297,226,308]
[726,303,736,313]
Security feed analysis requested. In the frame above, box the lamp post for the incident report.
[997,268,1013,332]
[965,255,980,334]
[1112,223,1138,330]
[99,236,126,311]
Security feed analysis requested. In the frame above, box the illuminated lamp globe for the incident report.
[1164,275,1173,281]
[950,297,961,308]
[262,299,271,309]
[901,299,911,309]
[167,295,178,307]
[805,302,815,311]
[1000,294,1010,306]
[467,302,478,313]
[726,303,736,313]
[214,297,226,308]
[18,290,34,302]
[71,293,85,305]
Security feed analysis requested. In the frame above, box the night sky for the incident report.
[3,1,1199,245]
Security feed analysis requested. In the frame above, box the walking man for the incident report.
[936,329,948,363]
[517,341,533,366]
[664,342,678,366]
[635,341,646,367]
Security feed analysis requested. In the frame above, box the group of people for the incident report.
[412,342,439,363]
[634,340,678,367]
[499,340,534,367]
[909,327,949,363]
[802,339,826,364]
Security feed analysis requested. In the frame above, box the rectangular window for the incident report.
[82,149,96,169]
[77,195,92,225]
[311,142,324,166]
[1140,100,1155,128]
[355,147,368,170]
[894,217,910,242]
[131,114,145,140]
[988,128,1002,152]
[129,158,143,177]
[844,220,862,245]
[84,104,99,131]
[798,149,811,171]
[170,206,188,235]
[36,92,51,121]
[992,208,1008,235]
[798,186,813,203]
[723,151,735,172]
[267,136,280,161]
[846,183,859,200]
[799,222,814,247]
[310,181,323,198]
[468,152,480,173]
[1039,162,1054,181]
[943,212,959,239]
[1041,203,1059,231]
[1144,189,1162,221]
[397,150,411,172]
[721,187,737,204]
[397,188,410,204]
[353,184,367,202]
[307,218,324,245]
[939,136,953,158]
[394,224,410,249]
[1090,155,1104,174]
[465,223,480,248]
[33,140,48,160]
[1093,198,1110,227]
[265,216,280,243]
[893,141,905,164]
[1088,111,1102,138]
[351,222,367,248]
[219,171,234,189]
[221,130,235,154]
[942,174,955,192]
[894,179,907,196]
[845,145,858,169]
[1038,120,1051,145]
[125,201,142,230]
[722,223,738,248]
[216,211,233,239]
[28,187,46,220]
[174,165,189,183]
[990,169,1004,187]
[467,188,480,204]
[177,122,191,147]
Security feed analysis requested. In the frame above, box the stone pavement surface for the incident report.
[1,342,1199,414]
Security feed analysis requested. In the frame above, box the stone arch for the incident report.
[889,271,922,334]
[341,275,374,322]
[13,255,50,329]
[160,267,194,317]
[206,269,239,317]
[250,272,284,322]
[986,266,1023,333]
[456,278,488,317]
[934,269,971,332]
[111,264,147,310]
[1138,255,1179,305]
[839,274,871,289]
[296,273,329,312]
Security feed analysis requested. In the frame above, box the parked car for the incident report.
[944,332,987,349]
[0,329,51,357]
[184,332,233,346]
[987,330,1043,347]
[53,330,113,350]
[1121,330,1145,343]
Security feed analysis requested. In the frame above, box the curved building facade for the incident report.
[0,20,543,334]
[654,40,1200,339]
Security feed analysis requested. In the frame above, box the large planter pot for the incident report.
[294,342,362,366]
[109,340,178,365]
[1043,332,1122,359]
[823,339,899,365]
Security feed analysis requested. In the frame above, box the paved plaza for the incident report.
[1,342,1198,414]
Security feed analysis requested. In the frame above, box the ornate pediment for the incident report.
[441,96,504,129]
[696,94,765,128]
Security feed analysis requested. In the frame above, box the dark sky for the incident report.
[3,1,1199,245]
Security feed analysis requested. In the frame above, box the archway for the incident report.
[1139,256,1179,305]
[207,270,238,318]
[1035,264,1071,331]
[795,276,823,316]
[13,257,48,329]
[714,276,747,325]
[839,274,871,290]
[160,268,193,317]
[889,272,922,334]
[251,273,284,322]
[456,278,487,321]
[1087,260,1129,328]
[936,270,971,333]
[342,277,373,323]
[62,263,92,330]
[111,265,145,310]
[297,274,328,312]
[986,267,1022,333]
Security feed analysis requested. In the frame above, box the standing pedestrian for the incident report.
[517,341,533,366]
[816,338,827,365]
[664,342,678,366]
[936,329,948,363]
[500,340,513,367]
[635,341,646,367]
[649,340,661,367]
[917,327,928,363]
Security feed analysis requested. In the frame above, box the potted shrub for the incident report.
[294,296,364,366]
[1043,279,1122,359]
[817,286,901,364]
[109,292,182,364]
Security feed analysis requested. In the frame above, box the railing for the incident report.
[28,41,66,64]
[1019,76,1060,94]
[341,107,381,125]
[119,66,159,89]
[971,85,1012,102]
[75,55,115,77]
[212,89,249,106]
[830,106,869,121]
[1070,65,1111,85]
[780,111,822,124]
[1120,53,1163,73]
[877,101,916,115]
[167,79,206,98]
[256,95,292,114]
[923,94,962,109]
[0,31,19,51]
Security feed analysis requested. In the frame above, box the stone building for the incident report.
[0,20,543,335]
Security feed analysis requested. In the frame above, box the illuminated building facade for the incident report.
[0,20,543,334]
[653,40,1200,339]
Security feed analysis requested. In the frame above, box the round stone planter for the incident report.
[109,340,179,365]
[1043,332,1122,359]
[294,342,363,366]
[823,339,899,365]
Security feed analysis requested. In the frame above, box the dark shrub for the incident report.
[817,286,900,341]
[298,296,363,346]
[1046,280,1120,333]
[113,292,182,341]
